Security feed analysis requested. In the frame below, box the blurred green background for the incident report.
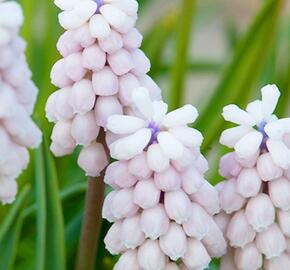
[0,0,289,269]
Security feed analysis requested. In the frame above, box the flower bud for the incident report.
[183,203,211,240]
[0,178,17,204]
[264,253,290,270]
[133,180,160,209]
[182,239,211,270]
[99,29,123,54]
[226,210,256,248]
[131,49,151,76]
[234,243,263,270]
[181,166,204,194]
[77,142,108,177]
[92,66,119,96]
[64,52,87,81]
[71,111,100,146]
[214,211,231,236]
[202,221,227,257]
[102,191,117,222]
[123,28,142,50]
[69,79,95,114]
[120,214,145,249]
[269,177,290,211]
[107,48,133,76]
[236,168,262,198]
[104,221,125,255]
[165,190,191,224]
[154,166,181,192]
[73,23,95,48]
[89,14,110,39]
[128,152,152,179]
[137,240,166,270]
[111,188,138,219]
[256,152,283,181]
[159,223,187,260]
[256,224,287,259]
[82,44,106,72]
[219,152,242,178]
[94,95,123,128]
[190,181,220,215]
[51,120,75,149]
[140,204,169,239]
[114,250,141,270]
[245,193,275,232]
[105,161,137,188]
[218,179,246,214]
[277,210,290,237]
[147,143,169,173]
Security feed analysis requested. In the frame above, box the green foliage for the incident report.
[1,0,290,269]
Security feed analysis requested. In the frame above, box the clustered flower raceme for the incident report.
[0,1,41,204]
[102,91,227,270]
[46,0,161,176]
[216,85,290,270]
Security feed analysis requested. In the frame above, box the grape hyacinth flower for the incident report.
[0,1,42,204]
[103,91,227,270]
[46,0,161,176]
[217,84,290,270]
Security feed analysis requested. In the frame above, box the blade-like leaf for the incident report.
[196,0,283,152]
[43,142,66,270]
[169,0,196,110]
[34,146,47,270]
[0,186,29,243]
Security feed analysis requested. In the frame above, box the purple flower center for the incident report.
[94,0,104,12]
[148,121,160,145]
[258,120,269,150]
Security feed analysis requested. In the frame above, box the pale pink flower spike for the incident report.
[218,84,290,270]
[0,1,42,204]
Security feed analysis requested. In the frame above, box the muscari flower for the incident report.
[46,0,161,177]
[221,84,290,169]
[0,0,41,204]
[217,85,290,270]
[107,88,203,172]
[103,91,227,270]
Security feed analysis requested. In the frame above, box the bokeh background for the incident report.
[0,0,289,269]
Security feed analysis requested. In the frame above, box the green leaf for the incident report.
[0,186,29,244]
[0,213,24,270]
[43,142,66,270]
[196,0,283,152]
[169,0,196,110]
[34,147,47,270]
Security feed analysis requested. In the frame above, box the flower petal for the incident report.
[234,130,263,159]
[107,115,146,134]
[132,87,153,119]
[267,139,290,169]
[147,144,170,172]
[246,100,263,123]
[162,104,198,128]
[152,101,168,124]
[157,131,184,160]
[261,84,280,118]
[264,120,285,140]
[222,104,256,126]
[220,126,253,148]
[109,128,151,160]
[169,127,203,148]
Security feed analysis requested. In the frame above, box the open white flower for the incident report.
[107,87,203,171]
[220,84,290,169]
